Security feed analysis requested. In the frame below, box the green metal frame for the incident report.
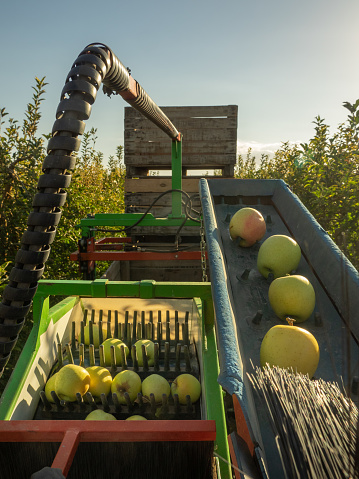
[78,138,191,239]
[0,279,232,479]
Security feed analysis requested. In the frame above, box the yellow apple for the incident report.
[229,207,266,247]
[84,322,109,348]
[86,366,113,400]
[111,369,142,404]
[55,364,91,402]
[132,339,155,367]
[102,338,129,366]
[44,372,58,403]
[268,274,315,322]
[142,374,170,403]
[85,409,117,420]
[257,234,301,279]
[171,374,201,404]
[260,323,320,378]
[126,415,147,420]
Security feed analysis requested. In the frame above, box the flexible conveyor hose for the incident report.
[0,43,180,375]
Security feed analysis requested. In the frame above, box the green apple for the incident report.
[260,323,320,378]
[171,374,201,404]
[86,366,113,400]
[85,409,117,420]
[111,369,142,404]
[257,234,301,279]
[102,338,129,366]
[268,274,315,322]
[126,415,147,420]
[132,339,155,367]
[44,372,58,403]
[55,364,91,402]
[84,322,109,348]
[142,374,170,403]
[229,207,266,247]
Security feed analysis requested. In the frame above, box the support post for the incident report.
[170,135,184,218]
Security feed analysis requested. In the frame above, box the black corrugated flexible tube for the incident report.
[0,43,180,375]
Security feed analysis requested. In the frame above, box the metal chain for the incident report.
[200,215,208,282]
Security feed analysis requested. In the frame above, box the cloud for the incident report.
[237,140,302,158]
[237,140,283,158]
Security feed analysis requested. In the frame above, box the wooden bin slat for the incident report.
[125,104,238,119]
[124,105,237,238]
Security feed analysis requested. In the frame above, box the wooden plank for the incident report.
[124,105,237,176]
[125,105,238,119]
[124,127,237,142]
[125,178,203,193]
[124,154,236,167]
[124,139,236,156]
[125,116,238,131]
[125,193,201,207]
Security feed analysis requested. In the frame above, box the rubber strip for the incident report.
[21,229,56,246]
[9,266,45,283]
[37,173,72,189]
[0,318,26,337]
[42,155,76,171]
[66,65,103,87]
[15,247,51,265]
[47,136,81,153]
[0,338,19,355]
[0,303,31,321]
[56,98,92,121]
[32,192,67,208]
[61,80,97,105]
[52,118,86,136]
[27,210,62,227]
[2,285,38,302]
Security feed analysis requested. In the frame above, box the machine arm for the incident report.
[0,43,180,375]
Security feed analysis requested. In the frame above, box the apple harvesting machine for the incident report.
[0,43,358,478]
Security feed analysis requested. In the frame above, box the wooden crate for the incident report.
[124,105,238,219]
[124,105,238,177]
[115,105,237,281]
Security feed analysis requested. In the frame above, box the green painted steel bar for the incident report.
[169,138,184,218]
[194,298,232,479]
[0,296,78,420]
[77,212,197,238]
[35,280,213,304]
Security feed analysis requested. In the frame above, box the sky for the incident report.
[1,0,359,163]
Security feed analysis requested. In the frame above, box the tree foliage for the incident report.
[1,78,126,282]
[0,78,125,392]
[235,102,359,270]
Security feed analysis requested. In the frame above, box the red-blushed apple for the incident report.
[111,369,142,404]
[257,234,301,279]
[229,207,266,247]
[55,364,91,402]
[85,409,117,420]
[142,374,170,403]
[260,321,320,378]
[171,373,201,404]
[132,339,155,367]
[268,274,315,323]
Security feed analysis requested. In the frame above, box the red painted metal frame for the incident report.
[70,236,206,262]
[70,250,204,261]
[0,420,216,476]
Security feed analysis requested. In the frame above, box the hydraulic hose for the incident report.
[0,43,180,375]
